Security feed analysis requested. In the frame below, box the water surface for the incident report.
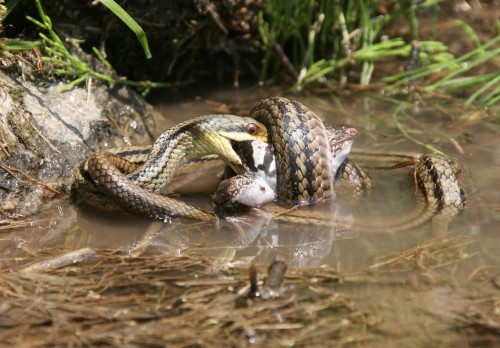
[1,90,498,345]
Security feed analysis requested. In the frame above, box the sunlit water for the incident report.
[1,89,498,344]
[1,89,497,274]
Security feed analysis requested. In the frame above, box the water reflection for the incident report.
[1,91,498,275]
[74,197,355,269]
[78,90,496,271]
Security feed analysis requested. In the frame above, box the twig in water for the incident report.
[263,254,288,290]
[20,248,96,272]
[246,255,289,301]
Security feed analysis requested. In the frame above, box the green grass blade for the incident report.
[484,93,500,106]
[3,0,21,22]
[61,74,88,91]
[464,77,500,105]
[92,47,114,70]
[428,46,500,91]
[98,0,152,59]
[435,73,498,91]
[26,15,47,30]
[454,20,483,50]
[4,40,44,50]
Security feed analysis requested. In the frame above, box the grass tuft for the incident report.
[257,0,498,106]
[5,0,172,95]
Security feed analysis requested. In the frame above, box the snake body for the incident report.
[81,115,268,221]
[353,153,467,232]
[210,98,466,230]
[213,123,357,215]
[215,128,467,230]
[414,154,467,219]
[248,97,336,205]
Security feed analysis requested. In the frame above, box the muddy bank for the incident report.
[0,71,158,218]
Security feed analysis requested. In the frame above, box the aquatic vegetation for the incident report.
[257,0,499,105]
[0,235,487,346]
[2,1,497,103]
[384,34,500,106]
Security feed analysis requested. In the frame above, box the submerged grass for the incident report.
[0,234,486,346]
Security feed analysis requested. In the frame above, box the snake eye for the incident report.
[245,123,259,136]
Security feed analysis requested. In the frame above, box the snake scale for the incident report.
[79,115,268,221]
[248,97,337,204]
[75,97,467,230]
[250,152,467,231]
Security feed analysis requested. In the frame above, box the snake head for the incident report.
[201,115,269,173]
[326,125,358,174]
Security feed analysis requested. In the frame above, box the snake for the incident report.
[76,97,467,230]
[78,114,268,221]
[211,97,466,230]
[213,122,358,216]
[248,97,338,205]
[223,139,467,230]
[76,98,359,220]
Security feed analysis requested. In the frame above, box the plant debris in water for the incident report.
[1,234,497,346]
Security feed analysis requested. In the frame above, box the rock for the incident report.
[0,71,158,218]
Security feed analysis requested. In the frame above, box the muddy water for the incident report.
[3,90,497,269]
[1,90,499,344]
